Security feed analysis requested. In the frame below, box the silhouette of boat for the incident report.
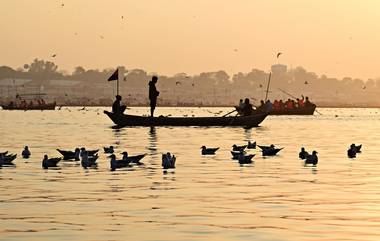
[235,104,316,116]
[104,111,268,128]
[1,93,56,110]
[267,105,316,115]
[2,103,56,110]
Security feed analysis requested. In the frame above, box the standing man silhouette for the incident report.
[149,76,159,117]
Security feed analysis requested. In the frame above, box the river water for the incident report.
[0,107,379,241]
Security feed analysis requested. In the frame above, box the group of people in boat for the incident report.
[112,76,160,117]
[236,95,315,115]
[256,95,314,112]
[8,98,47,109]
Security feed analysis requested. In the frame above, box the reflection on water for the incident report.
[0,107,380,241]
[148,126,157,153]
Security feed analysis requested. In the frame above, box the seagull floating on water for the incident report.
[81,151,99,168]
[247,141,256,149]
[103,146,114,154]
[231,150,246,160]
[110,154,131,171]
[238,151,255,164]
[201,146,219,155]
[22,146,31,159]
[121,151,146,165]
[162,152,176,169]
[259,144,283,156]
[232,144,247,152]
[57,148,80,161]
[42,155,61,169]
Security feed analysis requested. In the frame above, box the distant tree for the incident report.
[27,58,58,73]
[73,66,85,75]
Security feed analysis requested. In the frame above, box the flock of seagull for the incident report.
[0,142,362,170]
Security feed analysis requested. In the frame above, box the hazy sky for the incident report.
[1,0,380,79]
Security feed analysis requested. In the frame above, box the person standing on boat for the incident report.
[149,76,160,117]
[112,95,126,114]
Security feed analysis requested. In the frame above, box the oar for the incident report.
[223,109,237,117]
[278,88,298,99]
[315,109,323,115]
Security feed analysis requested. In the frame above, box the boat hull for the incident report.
[268,105,316,115]
[104,111,268,128]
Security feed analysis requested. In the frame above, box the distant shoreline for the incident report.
[52,104,380,108]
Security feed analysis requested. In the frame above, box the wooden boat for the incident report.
[1,103,56,110]
[104,111,268,128]
[235,104,316,116]
[267,105,316,115]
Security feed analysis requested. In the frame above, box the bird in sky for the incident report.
[176,81,181,85]
[304,81,308,85]
[277,52,282,58]
[52,54,57,58]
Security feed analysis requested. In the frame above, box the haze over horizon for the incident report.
[1,0,380,80]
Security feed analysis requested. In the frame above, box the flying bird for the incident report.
[259,84,263,88]
[61,3,64,7]
[175,81,181,85]
[277,52,282,58]
[51,54,57,58]
[363,86,366,90]
[304,81,308,85]
[99,35,104,39]
[234,49,238,52]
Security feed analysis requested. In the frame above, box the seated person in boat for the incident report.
[235,99,246,114]
[238,99,245,109]
[304,96,314,107]
[273,99,280,110]
[265,100,273,111]
[241,98,254,116]
[279,100,284,109]
[112,95,127,114]
[257,100,265,111]
[20,99,27,108]
[297,95,305,108]
[285,99,294,109]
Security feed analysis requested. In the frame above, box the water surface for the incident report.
[1,107,380,241]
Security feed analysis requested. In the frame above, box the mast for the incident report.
[117,67,119,96]
[265,72,272,102]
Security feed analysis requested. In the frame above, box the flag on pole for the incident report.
[108,69,118,81]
